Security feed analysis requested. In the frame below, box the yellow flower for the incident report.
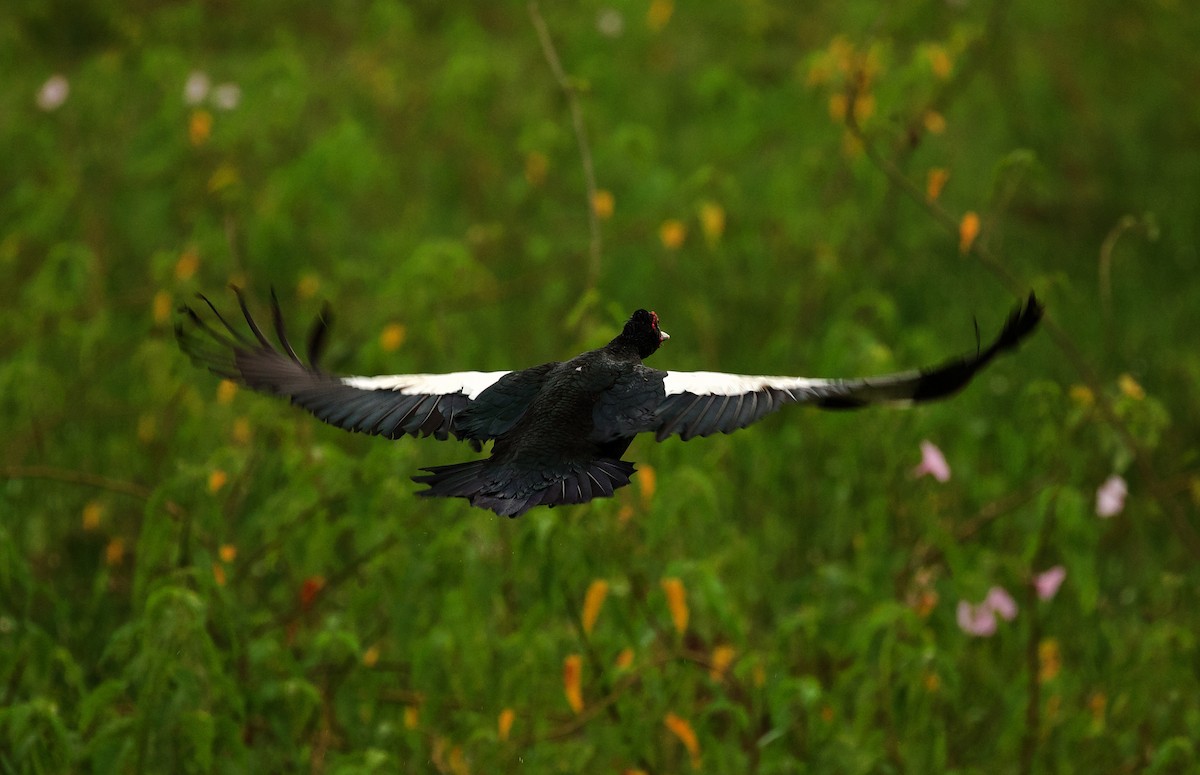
[189,109,212,146]
[362,644,380,667]
[231,417,253,445]
[828,36,854,75]
[958,211,980,254]
[710,645,735,681]
[218,544,238,563]
[82,501,104,531]
[828,93,848,122]
[661,577,689,634]
[659,219,687,250]
[923,110,947,135]
[297,274,321,299]
[646,0,674,32]
[152,290,172,325]
[380,323,407,353]
[926,168,950,201]
[208,469,228,494]
[447,746,468,775]
[663,713,700,769]
[805,61,830,87]
[208,163,239,193]
[615,647,635,670]
[1038,638,1061,683]
[854,92,876,122]
[175,247,200,280]
[698,201,725,245]
[1118,373,1145,400]
[639,464,656,506]
[216,379,238,405]
[912,589,938,619]
[581,579,609,636]
[1069,384,1095,406]
[105,538,125,566]
[212,561,226,587]
[524,151,549,186]
[1046,693,1061,722]
[825,90,873,125]
[137,413,157,444]
[563,654,584,713]
[592,190,615,220]
[927,45,953,79]
[498,708,515,741]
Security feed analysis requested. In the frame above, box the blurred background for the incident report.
[2,1,1198,772]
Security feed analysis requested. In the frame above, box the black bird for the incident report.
[177,290,1043,517]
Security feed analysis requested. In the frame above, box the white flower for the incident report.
[37,74,69,111]
[1095,475,1127,518]
[596,8,625,38]
[212,83,241,110]
[184,71,211,105]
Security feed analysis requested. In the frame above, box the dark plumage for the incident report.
[177,290,1043,517]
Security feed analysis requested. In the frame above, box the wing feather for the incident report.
[594,293,1043,442]
[176,289,513,442]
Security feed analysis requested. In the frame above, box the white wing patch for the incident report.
[662,370,823,397]
[341,371,511,400]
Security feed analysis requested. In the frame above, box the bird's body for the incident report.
[178,292,1042,516]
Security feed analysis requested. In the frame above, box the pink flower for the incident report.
[985,586,1018,621]
[1095,475,1127,518]
[1034,566,1066,601]
[37,74,69,111]
[957,600,997,637]
[957,585,1018,637]
[913,440,951,482]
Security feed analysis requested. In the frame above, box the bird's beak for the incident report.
[659,330,670,342]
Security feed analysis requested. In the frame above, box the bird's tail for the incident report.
[412,458,636,518]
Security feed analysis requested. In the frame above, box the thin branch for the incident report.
[1019,492,1056,774]
[528,1,603,291]
[0,464,187,520]
[1019,576,1042,775]
[907,479,1053,573]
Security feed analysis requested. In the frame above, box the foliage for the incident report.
[3,1,1199,772]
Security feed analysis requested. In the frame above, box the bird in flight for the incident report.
[177,290,1042,517]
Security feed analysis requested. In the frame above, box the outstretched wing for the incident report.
[593,293,1044,442]
[176,288,511,442]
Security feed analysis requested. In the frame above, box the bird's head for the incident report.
[618,309,670,359]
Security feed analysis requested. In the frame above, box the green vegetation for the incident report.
[3,1,1198,772]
